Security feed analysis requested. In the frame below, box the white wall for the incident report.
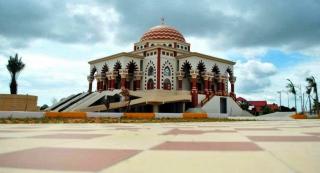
[202,96,252,116]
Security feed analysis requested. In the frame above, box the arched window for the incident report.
[147,79,154,90]
[148,66,154,76]
[164,66,171,76]
[163,79,171,90]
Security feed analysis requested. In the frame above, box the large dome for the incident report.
[140,25,186,42]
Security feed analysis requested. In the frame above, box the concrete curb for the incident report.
[0,111,231,119]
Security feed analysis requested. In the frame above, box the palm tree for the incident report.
[306,76,319,115]
[6,54,25,94]
[306,87,312,114]
[286,79,297,114]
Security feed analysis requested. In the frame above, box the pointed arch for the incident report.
[197,60,206,76]
[90,66,97,77]
[126,60,138,73]
[148,66,154,76]
[211,64,220,75]
[147,79,154,90]
[113,60,122,71]
[181,60,192,78]
[163,78,171,90]
[226,66,233,77]
[101,64,109,74]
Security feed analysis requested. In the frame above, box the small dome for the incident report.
[140,25,186,43]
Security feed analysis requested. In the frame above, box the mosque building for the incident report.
[47,20,249,116]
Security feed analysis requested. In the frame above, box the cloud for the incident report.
[0,53,88,105]
[235,60,277,93]
[99,0,320,52]
[0,0,119,48]
[0,0,319,107]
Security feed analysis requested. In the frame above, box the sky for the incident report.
[0,0,319,110]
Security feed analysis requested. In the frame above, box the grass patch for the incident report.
[0,117,252,124]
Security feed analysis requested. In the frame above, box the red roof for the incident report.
[267,103,279,111]
[248,101,267,107]
[237,97,247,102]
[140,25,186,42]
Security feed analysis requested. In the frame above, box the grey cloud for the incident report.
[1,0,320,51]
[103,0,320,50]
[235,60,277,93]
[0,0,112,47]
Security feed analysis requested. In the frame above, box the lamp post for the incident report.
[277,91,282,111]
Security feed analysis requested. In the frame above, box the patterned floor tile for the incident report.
[247,135,320,142]
[28,133,109,139]
[152,141,263,151]
[0,147,140,172]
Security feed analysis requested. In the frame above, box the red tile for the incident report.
[247,136,320,142]
[162,128,236,135]
[115,127,142,131]
[235,128,280,131]
[305,132,320,136]
[50,129,97,132]
[0,147,140,172]
[0,130,25,133]
[152,141,262,151]
[29,133,109,139]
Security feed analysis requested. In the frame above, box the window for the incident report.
[162,51,165,55]
[177,45,180,48]
[148,66,154,76]
[168,44,172,47]
[166,52,169,56]
[164,66,171,76]
[147,79,154,90]
[163,79,171,90]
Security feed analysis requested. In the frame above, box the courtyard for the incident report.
[0,118,319,173]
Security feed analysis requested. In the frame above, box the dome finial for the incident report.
[160,17,165,25]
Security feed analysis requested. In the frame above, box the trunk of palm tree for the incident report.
[308,94,312,114]
[316,92,319,115]
[10,73,17,94]
[294,94,297,114]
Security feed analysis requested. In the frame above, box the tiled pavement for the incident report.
[0,120,319,173]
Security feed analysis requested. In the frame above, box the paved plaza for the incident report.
[0,119,320,173]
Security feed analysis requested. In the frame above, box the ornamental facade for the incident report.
[87,23,236,110]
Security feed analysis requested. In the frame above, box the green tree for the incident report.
[6,54,25,94]
[306,76,319,115]
[286,79,297,114]
[262,105,272,115]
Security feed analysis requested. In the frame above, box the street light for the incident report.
[277,91,282,111]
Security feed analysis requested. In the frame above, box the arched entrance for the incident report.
[197,60,206,94]
[181,61,192,90]
[101,64,109,90]
[126,60,138,90]
[163,79,171,90]
[113,61,122,89]
[211,64,220,94]
[147,79,154,90]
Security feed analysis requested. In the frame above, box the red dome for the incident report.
[140,25,186,42]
